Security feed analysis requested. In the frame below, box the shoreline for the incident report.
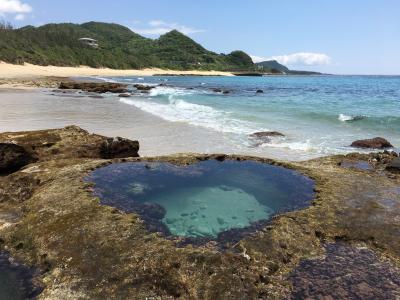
[0,62,234,84]
[0,88,327,161]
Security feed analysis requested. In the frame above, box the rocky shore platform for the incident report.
[0,126,399,299]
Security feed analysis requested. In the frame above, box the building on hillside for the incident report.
[78,38,99,48]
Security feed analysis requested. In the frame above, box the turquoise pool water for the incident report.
[88,159,314,240]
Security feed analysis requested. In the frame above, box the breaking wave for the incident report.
[338,114,366,122]
[120,96,261,134]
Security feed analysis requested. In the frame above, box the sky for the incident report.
[1,0,399,74]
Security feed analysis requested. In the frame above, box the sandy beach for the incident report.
[0,62,233,83]
[0,89,319,160]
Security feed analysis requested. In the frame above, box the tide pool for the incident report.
[87,159,314,240]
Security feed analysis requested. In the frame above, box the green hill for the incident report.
[256,60,290,73]
[256,59,322,75]
[0,22,255,71]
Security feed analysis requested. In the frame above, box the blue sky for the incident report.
[1,0,399,74]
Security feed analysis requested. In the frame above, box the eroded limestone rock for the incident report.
[0,129,399,299]
[0,143,36,175]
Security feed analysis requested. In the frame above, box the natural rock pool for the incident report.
[87,159,314,243]
[0,252,42,300]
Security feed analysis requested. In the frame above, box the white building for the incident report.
[78,38,99,48]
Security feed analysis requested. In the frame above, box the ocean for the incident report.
[103,75,400,159]
[1,75,399,161]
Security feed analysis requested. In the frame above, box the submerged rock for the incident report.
[59,81,128,94]
[212,88,231,94]
[133,84,155,91]
[0,251,43,299]
[249,131,285,146]
[386,157,400,173]
[118,93,131,98]
[0,143,36,175]
[250,131,285,138]
[351,137,393,149]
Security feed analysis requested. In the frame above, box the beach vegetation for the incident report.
[0,21,255,71]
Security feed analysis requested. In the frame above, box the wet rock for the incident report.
[0,143,36,175]
[256,89,264,93]
[351,137,393,149]
[250,131,285,138]
[118,93,131,98]
[340,160,373,171]
[59,82,128,94]
[249,131,285,146]
[212,88,230,94]
[133,84,154,91]
[386,157,400,173]
[289,243,400,299]
[100,137,139,159]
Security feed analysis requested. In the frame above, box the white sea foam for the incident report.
[148,86,190,97]
[338,114,366,122]
[265,140,315,152]
[90,77,118,83]
[119,96,259,134]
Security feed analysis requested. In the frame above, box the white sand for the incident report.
[0,62,234,79]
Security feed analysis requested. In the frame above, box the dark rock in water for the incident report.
[133,84,154,91]
[234,72,263,77]
[256,89,264,93]
[351,137,393,149]
[100,137,139,159]
[212,88,230,94]
[0,143,36,175]
[249,131,285,146]
[386,157,400,173]
[59,82,128,94]
[118,93,131,98]
[250,131,285,138]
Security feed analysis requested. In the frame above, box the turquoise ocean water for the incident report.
[100,75,400,157]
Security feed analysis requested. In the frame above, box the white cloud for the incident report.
[267,52,331,66]
[250,55,267,63]
[0,0,32,21]
[14,13,25,20]
[131,20,204,36]
[0,0,31,14]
